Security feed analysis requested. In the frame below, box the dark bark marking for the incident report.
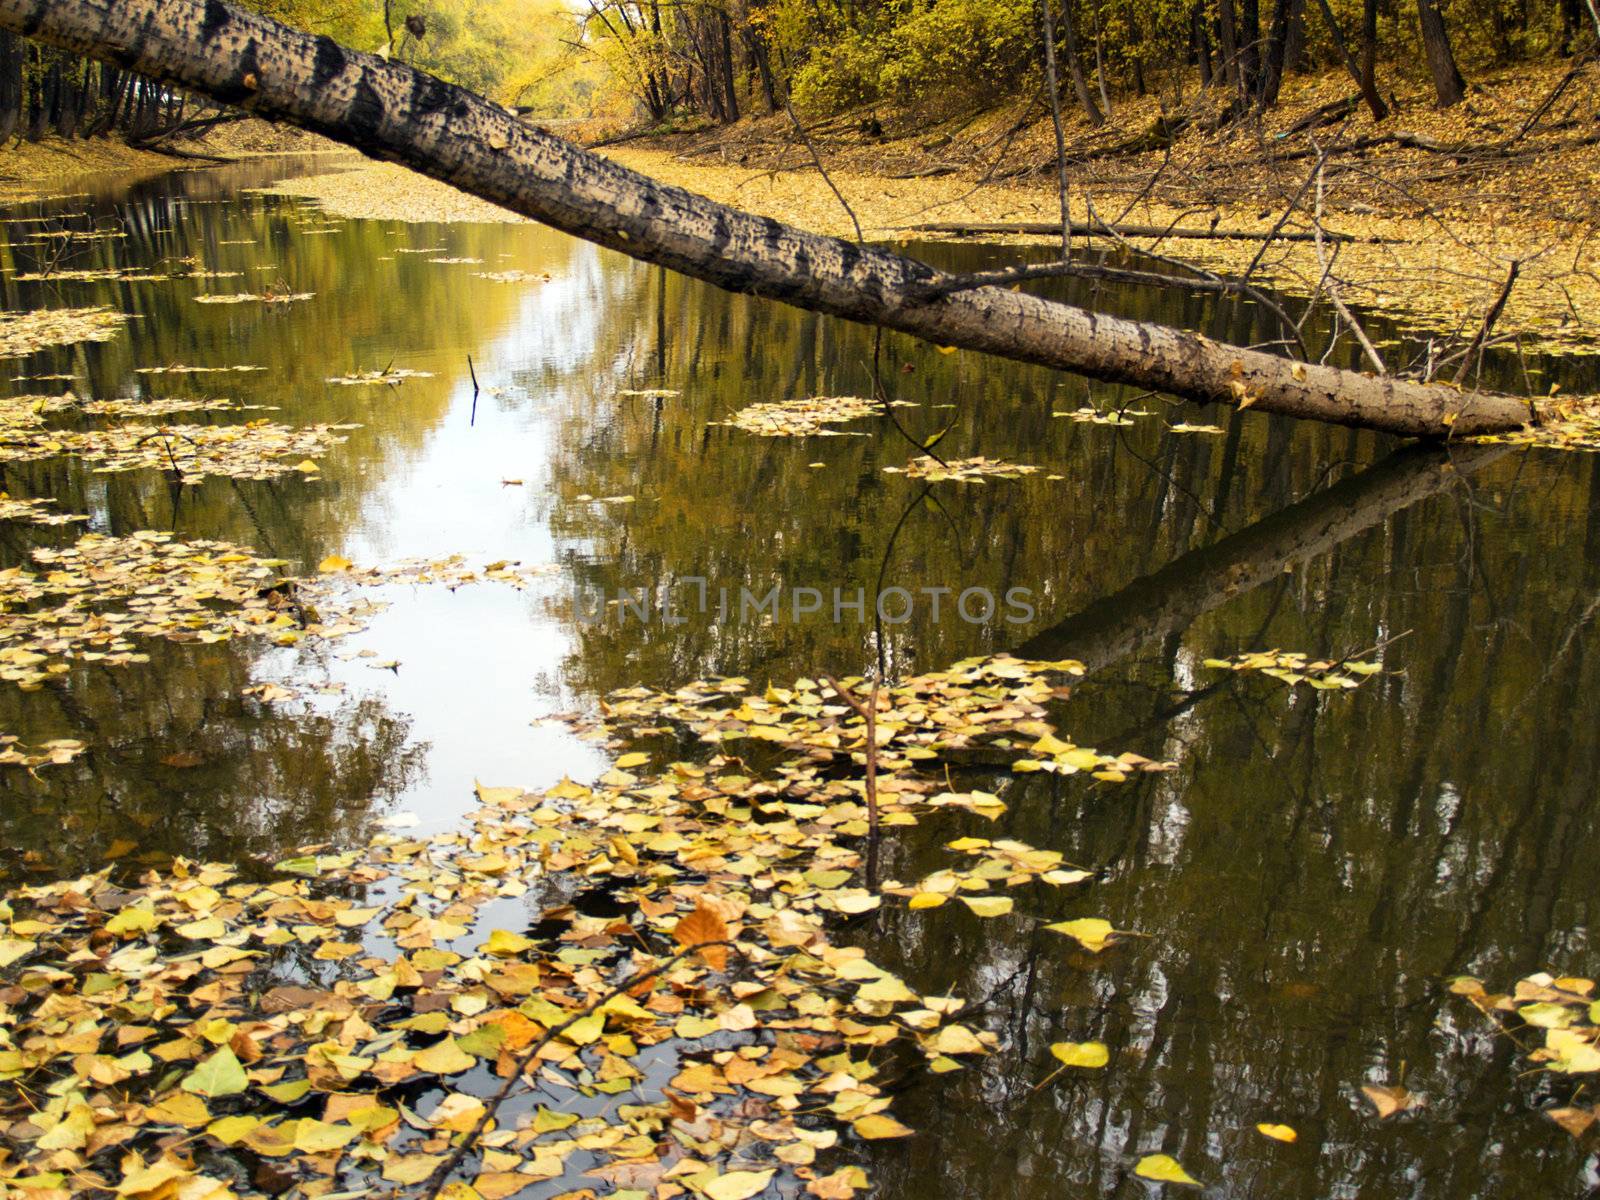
[200,0,231,44]
[212,38,259,104]
[311,36,345,89]
[407,71,453,119]
[346,69,387,141]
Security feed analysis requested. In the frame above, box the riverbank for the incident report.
[0,120,336,204]
[600,58,1600,356]
[191,55,1600,357]
[0,137,180,204]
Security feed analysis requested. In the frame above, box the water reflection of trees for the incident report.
[0,163,578,878]
[0,637,426,879]
[1,156,584,567]
[542,258,1600,1197]
[857,447,1600,1200]
[5,169,1600,1194]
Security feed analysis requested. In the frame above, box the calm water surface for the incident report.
[2,156,1599,1198]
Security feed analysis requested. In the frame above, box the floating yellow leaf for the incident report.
[180,1047,247,1098]
[1255,1123,1298,1143]
[853,1113,914,1139]
[703,1168,777,1200]
[674,900,730,970]
[959,895,1013,918]
[1133,1154,1200,1186]
[413,1039,476,1075]
[1050,1041,1108,1069]
[1361,1084,1418,1118]
[1044,917,1118,952]
[484,929,535,957]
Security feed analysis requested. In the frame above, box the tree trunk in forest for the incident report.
[1217,0,1246,106]
[1193,4,1214,87]
[0,30,19,141]
[717,12,738,124]
[1052,0,1103,127]
[0,0,1537,440]
[1314,0,1387,120]
[1359,0,1384,117]
[1282,0,1308,74]
[743,23,779,113]
[1239,0,1262,93]
[1416,0,1466,106]
[1257,0,1298,107]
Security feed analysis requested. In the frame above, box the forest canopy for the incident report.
[1,0,1592,143]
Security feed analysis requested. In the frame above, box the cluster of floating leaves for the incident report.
[592,656,1173,825]
[884,456,1039,483]
[0,491,86,527]
[1472,396,1600,453]
[315,554,556,592]
[1052,406,1140,427]
[133,365,265,377]
[0,540,560,703]
[1452,973,1600,1135]
[78,398,275,420]
[475,270,552,284]
[194,292,314,306]
[0,420,354,483]
[0,655,1149,1199]
[11,267,241,284]
[618,389,682,400]
[722,397,880,438]
[0,734,85,771]
[0,307,127,359]
[326,369,435,387]
[884,837,1091,915]
[25,229,125,243]
[0,532,296,692]
[6,393,273,422]
[1202,650,1380,690]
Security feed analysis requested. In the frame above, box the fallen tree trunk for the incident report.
[0,0,1536,439]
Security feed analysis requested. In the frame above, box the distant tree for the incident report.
[1415,0,1467,106]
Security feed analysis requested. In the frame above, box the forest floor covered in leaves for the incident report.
[600,58,1600,357]
[248,54,1600,359]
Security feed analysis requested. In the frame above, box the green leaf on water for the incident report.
[181,1046,247,1098]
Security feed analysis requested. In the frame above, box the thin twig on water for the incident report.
[823,674,881,848]
[415,939,739,1200]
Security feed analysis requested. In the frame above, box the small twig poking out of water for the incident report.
[468,353,480,425]
[823,674,881,883]
[414,938,742,1200]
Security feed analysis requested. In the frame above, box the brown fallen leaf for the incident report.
[1546,1106,1598,1138]
[1361,1084,1419,1119]
[673,899,729,971]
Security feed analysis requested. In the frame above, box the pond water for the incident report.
[3,156,1599,1198]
